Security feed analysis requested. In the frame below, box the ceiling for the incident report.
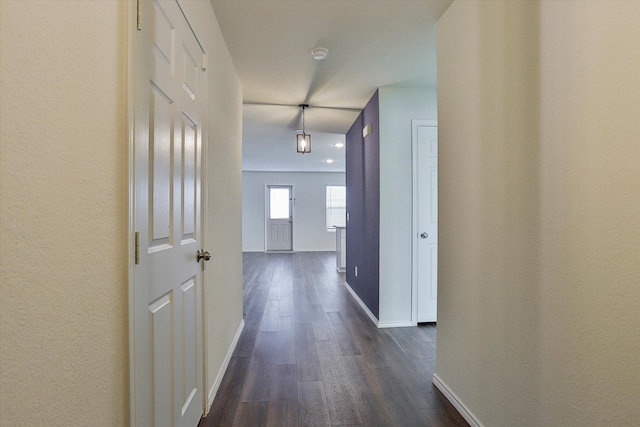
[210,0,452,172]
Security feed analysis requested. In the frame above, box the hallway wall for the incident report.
[345,88,437,325]
[0,0,244,423]
[437,0,640,425]
[378,87,436,325]
[184,1,245,408]
[346,92,380,319]
[0,1,128,423]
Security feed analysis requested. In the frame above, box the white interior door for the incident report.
[266,185,293,251]
[132,1,205,425]
[416,123,438,323]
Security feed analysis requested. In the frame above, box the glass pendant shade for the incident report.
[296,132,311,154]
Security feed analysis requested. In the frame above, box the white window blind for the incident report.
[326,185,346,231]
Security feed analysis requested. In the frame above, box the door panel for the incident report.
[266,185,293,251]
[182,115,197,241]
[150,86,174,247]
[134,1,205,426]
[417,125,438,323]
[149,292,174,423]
[180,277,198,416]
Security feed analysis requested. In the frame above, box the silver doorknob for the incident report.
[196,249,211,262]
[420,232,428,239]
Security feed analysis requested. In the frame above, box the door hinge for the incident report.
[201,53,207,71]
[134,231,141,265]
[136,0,142,31]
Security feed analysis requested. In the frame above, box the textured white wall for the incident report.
[242,171,345,252]
[0,1,128,424]
[378,87,437,326]
[437,1,640,425]
[0,1,245,423]
[180,0,245,403]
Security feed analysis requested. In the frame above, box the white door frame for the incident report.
[126,4,136,424]
[264,184,294,251]
[411,119,438,325]
[127,1,209,424]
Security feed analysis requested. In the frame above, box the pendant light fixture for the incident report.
[296,104,311,154]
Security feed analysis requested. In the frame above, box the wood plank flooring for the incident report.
[200,252,468,427]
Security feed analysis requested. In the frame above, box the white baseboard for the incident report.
[377,321,415,328]
[432,373,483,427]
[343,282,415,329]
[206,319,245,411]
[344,281,379,327]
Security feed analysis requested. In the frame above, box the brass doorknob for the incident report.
[196,249,211,262]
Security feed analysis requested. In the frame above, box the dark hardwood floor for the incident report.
[200,252,468,427]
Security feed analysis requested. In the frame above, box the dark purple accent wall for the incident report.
[345,90,380,319]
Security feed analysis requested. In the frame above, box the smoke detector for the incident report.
[311,47,329,60]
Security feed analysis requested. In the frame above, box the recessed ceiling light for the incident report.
[334,143,344,148]
[326,159,334,164]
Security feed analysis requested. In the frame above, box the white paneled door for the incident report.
[266,185,293,251]
[415,123,438,323]
[133,1,205,426]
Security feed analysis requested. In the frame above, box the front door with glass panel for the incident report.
[266,185,293,251]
